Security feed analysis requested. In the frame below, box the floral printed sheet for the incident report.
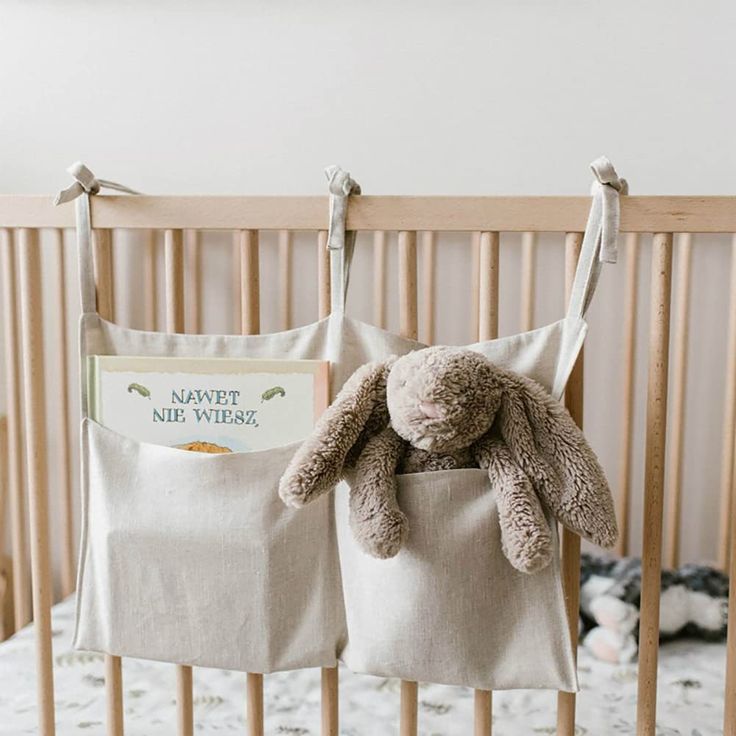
[0,596,726,735]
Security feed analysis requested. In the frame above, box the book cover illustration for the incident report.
[88,356,329,453]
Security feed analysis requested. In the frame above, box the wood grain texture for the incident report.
[0,229,30,630]
[421,231,436,344]
[318,230,330,320]
[278,230,293,330]
[636,234,674,735]
[240,230,261,334]
[144,230,158,331]
[665,234,692,568]
[94,229,115,321]
[478,231,500,342]
[373,231,387,328]
[398,231,418,341]
[185,230,202,334]
[51,229,75,597]
[105,654,124,736]
[719,235,736,570]
[400,680,418,736]
[321,667,339,736]
[471,231,481,341]
[247,673,264,736]
[556,232,584,736]
[18,228,56,735]
[5,195,736,232]
[616,233,640,557]
[520,231,537,332]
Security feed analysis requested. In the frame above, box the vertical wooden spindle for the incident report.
[18,228,56,735]
[237,230,265,736]
[520,231,537,332]
[232,232,242,334]
[318,231,330,321]
[279,230,293,330]
[144,230,158,331]
[475,229,500,736]
[398,229,418,735]
[398,231,418,341]
[718,235,736,570]
[616,233,640,557]
[92,229,125,736]
[315,228,339,734]
[51,229,75,596]
[471,231,481,341]
[185,230,202,334]
[556,232,584,736]
[421,231,436,344]
[94,229,115,321]
[636,233,674,735]
[0,228,30,629]
[665,233,692,568]
[373,231,387,328]
[165,229,193,736]
[240,231,260,334]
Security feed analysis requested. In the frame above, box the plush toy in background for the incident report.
[579,553,729,663]
[279,346,617,573]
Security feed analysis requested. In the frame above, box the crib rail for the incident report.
[1,194,736,736]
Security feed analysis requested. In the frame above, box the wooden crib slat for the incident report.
[725,402,736,734]
[318,230,330,320]
[520,232,537,332]
[165,229,194,736]
[185,230,202,334]
[0,228,30,630]
[93,230,125,736]
[399,231,418,341]
[51,229,75,597]
[471,231,481,341]
[398,230,418,735]
[718,235,736,570]
[232,232,243,334]
[636,233,674,734]
[94,229,115,321]
[321,666,339,736]
[279,230,293,330]
[105,655,124,736]
[616,233,640,557]
[556,232,584,736]
[400,680,418,736]
[315,228,340,735]
[373,231,387,328]
[144,230,158,331]
[665,233,693,568]
[18,228,56,735]
[236,233,266,736]
[478,231,500,342]
[475,230,500,736]
[240,231,261,333]
[421,231,436,344]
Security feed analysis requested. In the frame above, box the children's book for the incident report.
[87,355,329,453]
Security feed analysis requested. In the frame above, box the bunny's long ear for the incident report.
[279,357,395,508]
[496,370,618,548]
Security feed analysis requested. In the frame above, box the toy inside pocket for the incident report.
[335,469,578,692]
[75,418,345,673]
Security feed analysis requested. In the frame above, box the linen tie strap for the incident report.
[54,162,140,315]
[566,156,628,321]
[325,165,361,314]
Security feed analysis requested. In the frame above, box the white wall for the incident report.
[1,0,735,584]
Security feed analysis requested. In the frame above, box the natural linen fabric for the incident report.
[68,158,624,688]
[336,470,576,691]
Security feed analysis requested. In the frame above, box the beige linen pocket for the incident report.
[336,469,578,692]
[74,419,345,673]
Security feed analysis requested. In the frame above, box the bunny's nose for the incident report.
[418,401,443,419]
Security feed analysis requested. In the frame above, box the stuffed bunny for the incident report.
[279,346,617,573]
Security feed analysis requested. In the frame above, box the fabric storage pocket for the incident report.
[336,469,578,692]
[75,418,345,673]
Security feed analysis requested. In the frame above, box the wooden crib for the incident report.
[0,192,735,736]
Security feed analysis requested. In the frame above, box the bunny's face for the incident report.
[386,347,501,453]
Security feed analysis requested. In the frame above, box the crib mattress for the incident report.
[0,595,726,735]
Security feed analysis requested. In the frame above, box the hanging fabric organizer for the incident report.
[65,158,625,691]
